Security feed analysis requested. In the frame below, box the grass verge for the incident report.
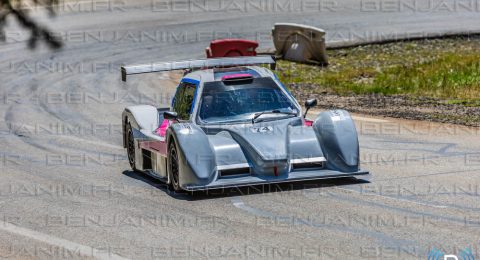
[277,36,480,106]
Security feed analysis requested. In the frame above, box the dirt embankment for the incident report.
[293,87,480,127]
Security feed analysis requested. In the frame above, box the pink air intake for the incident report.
[156,119,170,137]
[221,74,253,81]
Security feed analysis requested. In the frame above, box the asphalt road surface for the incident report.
[1,0,480,259]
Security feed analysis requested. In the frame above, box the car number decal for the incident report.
[251,126,274,133]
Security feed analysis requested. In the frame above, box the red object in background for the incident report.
[304,119,314,126]
[206,39,259,58]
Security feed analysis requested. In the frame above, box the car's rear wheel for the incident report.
[126,124,137,171]
[168,141,181,192]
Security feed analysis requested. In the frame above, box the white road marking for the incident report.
[8,122,123,150]
[351,116,389,123]
[57,135,124,150]
[0,221,130,260]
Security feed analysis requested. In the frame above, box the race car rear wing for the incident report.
[121,56,276,82]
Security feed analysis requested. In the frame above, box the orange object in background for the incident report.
[206,39,258,58]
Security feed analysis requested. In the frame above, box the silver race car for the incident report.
[121,56,369,192]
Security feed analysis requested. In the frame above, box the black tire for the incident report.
[168,141,182,192]
[126,124,137,171]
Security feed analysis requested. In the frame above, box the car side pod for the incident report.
[167,123,216,188]
[312,110,360,173]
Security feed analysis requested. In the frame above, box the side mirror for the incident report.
[303,99,318,118]
[164,111,178,120]
[305,99,318,108]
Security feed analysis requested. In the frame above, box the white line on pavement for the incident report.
[0,222,130,260]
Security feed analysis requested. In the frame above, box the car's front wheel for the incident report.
[168,141,182,192]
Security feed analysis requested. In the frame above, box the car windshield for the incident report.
[198,77,298,123]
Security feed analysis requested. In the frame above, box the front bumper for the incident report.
[182,169,369,191]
